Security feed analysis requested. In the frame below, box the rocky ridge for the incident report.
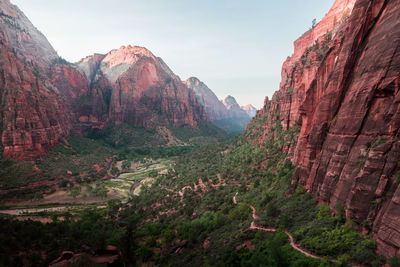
[184,77,229,121]
[222,95,250,119]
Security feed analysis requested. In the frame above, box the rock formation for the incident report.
[222,95,249,119]
[248,0,400,257]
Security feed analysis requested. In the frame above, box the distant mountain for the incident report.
[184,77,229,121]
[222,95,249,119]
[185,78,251,133]
[241,104,257,118]
[75,46,206,129]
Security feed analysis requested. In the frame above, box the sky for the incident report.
[12,0,334,108]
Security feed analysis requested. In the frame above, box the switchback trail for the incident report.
[233,192,341,263]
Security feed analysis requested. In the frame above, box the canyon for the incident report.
[1,0,400,262]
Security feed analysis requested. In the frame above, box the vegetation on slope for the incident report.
[0,111,388,266]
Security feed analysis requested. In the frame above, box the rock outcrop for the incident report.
[248,0,400,257]
[222,95,250,120]
[100,46,206,128]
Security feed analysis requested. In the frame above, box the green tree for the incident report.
[317,205,330,220]
[390,256,400,267]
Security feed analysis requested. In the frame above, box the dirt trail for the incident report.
[238,202,339,262]
[178,176,233,202]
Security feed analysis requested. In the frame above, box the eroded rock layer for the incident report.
[249,0,400,256]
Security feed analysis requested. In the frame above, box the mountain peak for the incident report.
[241,104,256,110]
[241,104,257,118]
[185,77,202,87]
[223,95,239,107]
[102,45,156,69]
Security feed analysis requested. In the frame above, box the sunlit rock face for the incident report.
[247,0,400,257]
[76,46,207,128]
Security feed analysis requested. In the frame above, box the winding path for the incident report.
[233,192,337,262]
[248,204,333,260]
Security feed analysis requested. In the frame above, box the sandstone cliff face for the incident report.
[0,0,57,65]
[104,46,206,128]
[249,0,400,257]
[0,0,71,159]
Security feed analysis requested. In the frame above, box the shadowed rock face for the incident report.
[248,0,400,257]
[185,77,253,132]
[0,0,71,159]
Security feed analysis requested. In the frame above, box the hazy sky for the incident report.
[12,0,334,108]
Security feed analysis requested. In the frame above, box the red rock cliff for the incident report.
[249,0,400,257]
[0,0,71,159]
